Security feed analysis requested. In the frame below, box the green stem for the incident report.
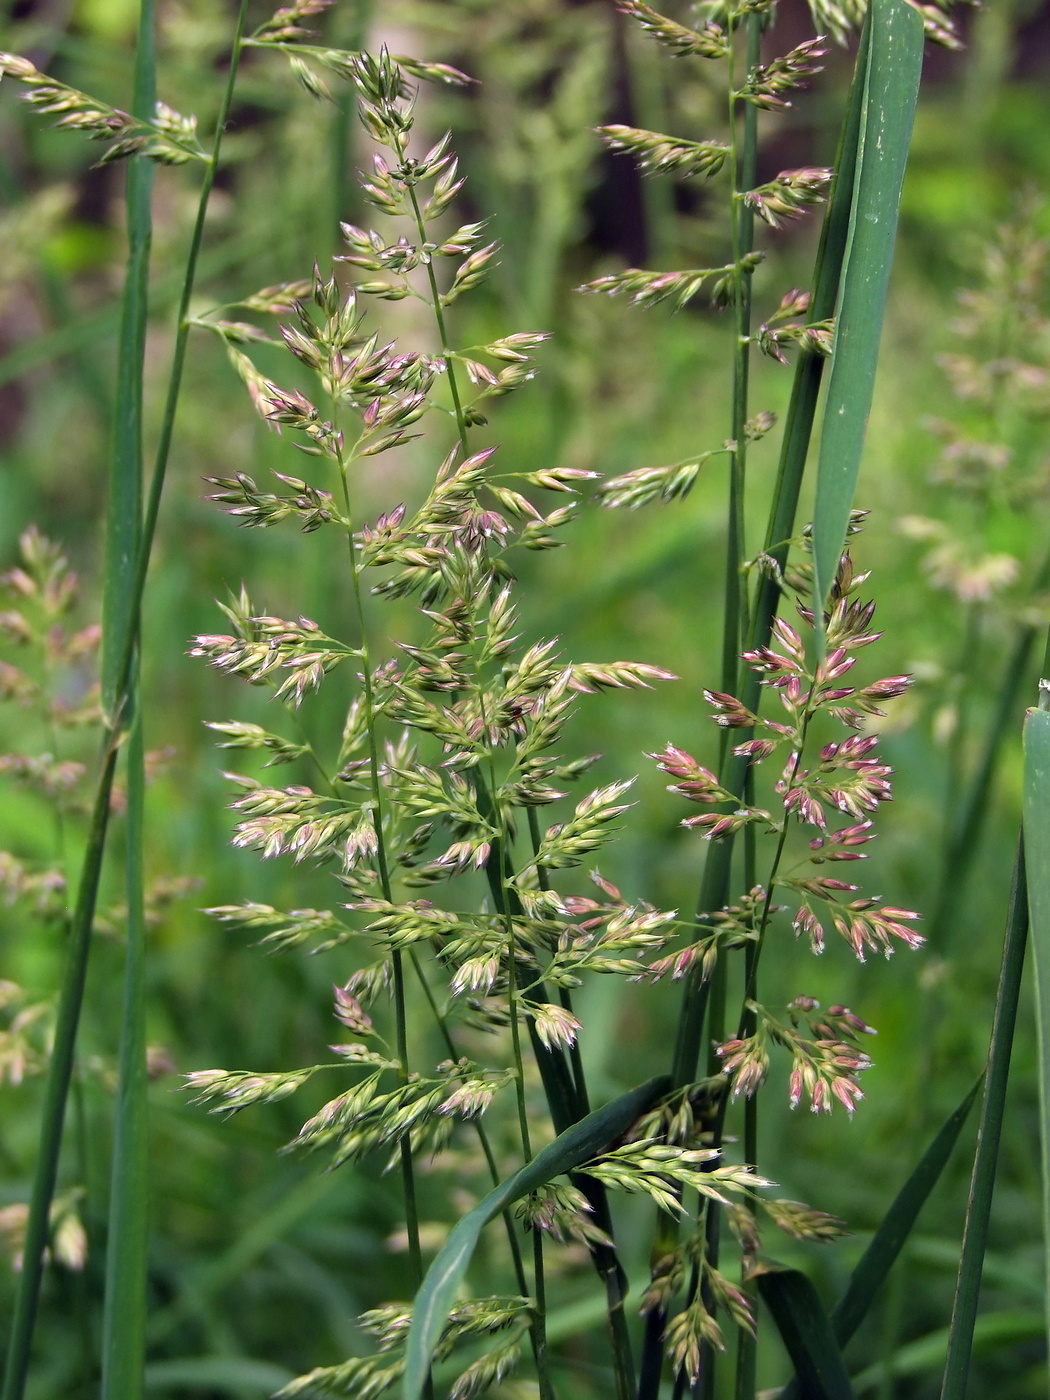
[410,933,554,1398]
[668,2,871,1096]
[410,138,629,1400]
[1,743,119,1400]
[644,26,761,1393]
[101,706,149,1400]
[130,0,251,697]
[333,436,425,1284]
[407,182,471,453]
[287,718,540,1346]
[479,729,558,1400]
[1,5,256,1395]
[939,839,1028,1398]
[721,13,760,697]
[100,3,155,1395]
[413,151,600,1139]
[409,160,588,1140]
[408,952,532,1300]
[531,1215,556,1400]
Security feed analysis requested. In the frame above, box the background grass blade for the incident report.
[853,1311,1044,1393]
[0,746,120,1400]
[1022,698,1050,1356]
[755,1268,856,1400]
[403,1076,670,1400]
[811,0,924,613]
[100,2,154,1396]
[1,11,251,1398]
[779,1079,981,1400]
[832,1079,982,1344]
[929,574,1050,948]
[940,841,1030,1399]
[101,712,150,1399]
[100,0,153,720]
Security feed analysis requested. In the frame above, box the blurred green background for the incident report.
[1,0,1050,1395]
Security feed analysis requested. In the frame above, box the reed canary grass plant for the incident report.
[177,5,987,1396]
[7,0,1050,1396]
[0,4,463,1396]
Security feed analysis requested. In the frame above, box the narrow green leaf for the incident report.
[941,842,1029,1399]
[101,714,150,1400]
[101,0,154,719]
[853,1310,1044,1393]
[0,11,253,1400]
[1023,702,1050,1355]
[756,1268,855,1400]
[779,1080,981,1400]
[833,1078,982,1344]
[811,0,924,614]
[402,1076,670,1400]
[100,6,155,1399]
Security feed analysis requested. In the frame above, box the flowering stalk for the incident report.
[188,39,699,1400]
[181,8,943,1396]
[636,554,916,1394]
[584,5,858,1390]
[337,416,429,1296]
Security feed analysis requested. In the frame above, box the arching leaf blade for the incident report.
[402,1076,670,1400]
[756,1268,855,1400]
[778,1079,981,1400]
[833,1077,982,1344]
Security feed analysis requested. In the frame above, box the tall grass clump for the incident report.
[0,5,233,1385]
[0,0,411,1392]
[171,3,1027,1397]
[9,0,1050,1395]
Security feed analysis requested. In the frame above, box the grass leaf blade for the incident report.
[756,1268,856,1400]
[811,0,924,613]
[779,1078,981,1400]
[100,4,155,1397]
[0,11,252,1398]
[101,712,150,1399]
[402,1075,670,1400]
[833,1078,982,1344]
[940,842,1029,1399]
[1023,702,1050,1356]
[100,0,153,719]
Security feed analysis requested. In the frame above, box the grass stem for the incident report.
[99,3,154,1395]
[939,840,1028,1398]
[0,11,250,1396]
